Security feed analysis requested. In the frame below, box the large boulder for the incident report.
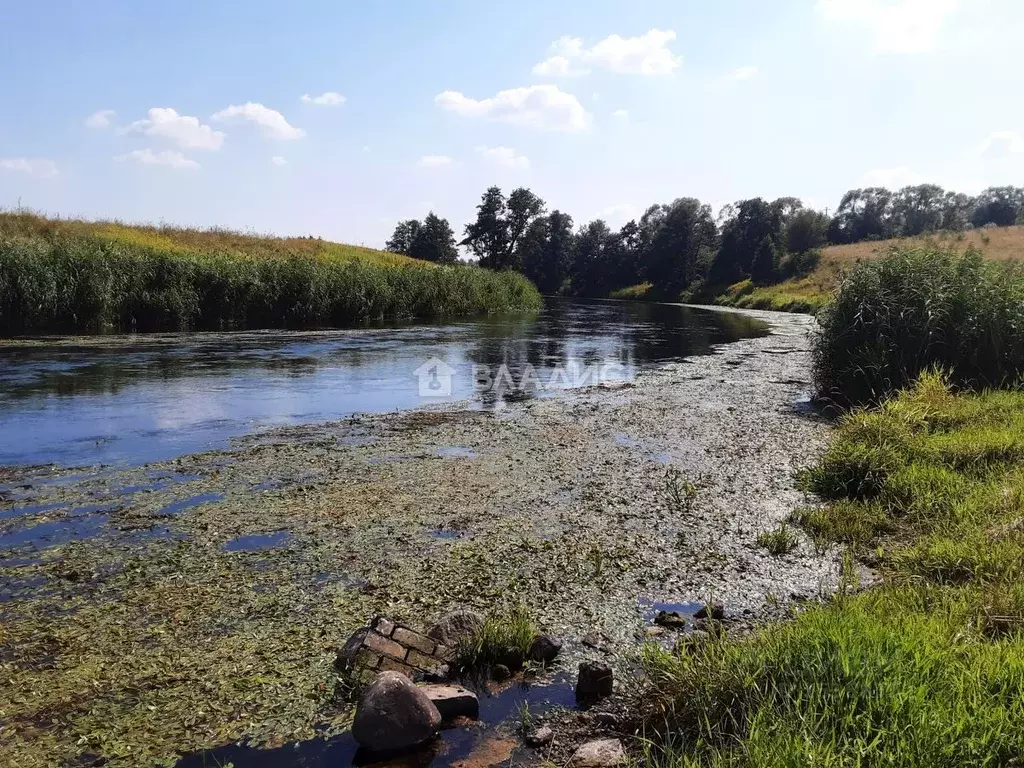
[418,683,479,720]
[576,661,613,702]
[569,739,626,767]
[426,609,484,650]
[352,672,441,753]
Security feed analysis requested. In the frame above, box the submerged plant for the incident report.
[663,467,700,515]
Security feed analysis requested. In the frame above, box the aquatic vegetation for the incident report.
[454,604,538,670]
[0,212,542,334]
[662,467,700,515]
[755,523,798,556]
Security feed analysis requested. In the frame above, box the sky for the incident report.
[2,0,1024,248]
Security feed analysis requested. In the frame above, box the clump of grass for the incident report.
[813,246,1024,407]
[0,211,543,334]
[756,523,798,555]
[454,604,537,670]
[663,468,700,515]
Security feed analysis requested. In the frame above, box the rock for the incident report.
[427,609,484,648]
[419,683,479,720]
[675,630,710,654]
[528,634,562,664]
[644,626,666,637]
[352,672,441,753]
[582,631,611,652]
[654,610,688,629]
[569,738,626,767]
[492,663,511,681]
[694,603,725,621]
[525,726,554,747]
[576,661,613,701]
[593,712,620,729]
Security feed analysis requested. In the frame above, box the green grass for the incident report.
[453,604,538,671]
[813,247,1024,407]
[710,278,829,314]
[0,211,542,334]
[610,282,655,301]
[756,523,798,556]
[634,372,1024,767]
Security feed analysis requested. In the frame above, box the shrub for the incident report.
[812,247,1024,407]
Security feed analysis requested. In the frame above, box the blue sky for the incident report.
[2,0,1023,248]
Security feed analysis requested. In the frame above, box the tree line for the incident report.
[386,183,1024,297]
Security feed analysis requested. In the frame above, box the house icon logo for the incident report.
[413,357,456,397]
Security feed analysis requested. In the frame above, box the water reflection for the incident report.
[0,300,767,467]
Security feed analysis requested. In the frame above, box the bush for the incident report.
[813,247,1024,407]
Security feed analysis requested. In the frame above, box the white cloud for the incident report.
[532,29,681,76]
[730,65,759,81]
[115,148,200,170]
[124,108,225,150]
[435,85,590,133]
[85,109,116,129]
[975,131,1024,158]
[475,146,529,170]
[271,156,287,166]
[612,108,629,122]
[212,103,305,140]
[417,155,454,168]
[816,0,960,54]
[603,203,639,225]
[860,166,922,187]
[0,157,59,178]
[301,91,346,106]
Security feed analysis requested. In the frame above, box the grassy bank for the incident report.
[636,372,1024,766]
[0,212,542,334]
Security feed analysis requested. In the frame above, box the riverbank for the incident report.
[0,212,542,334]
[0,308,836,766]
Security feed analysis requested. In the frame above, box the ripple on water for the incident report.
[223,531,292,553]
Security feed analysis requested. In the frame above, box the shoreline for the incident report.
[0,307,838,766]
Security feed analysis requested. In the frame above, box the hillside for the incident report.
[716,225,1024,313]
[0,212,542,334]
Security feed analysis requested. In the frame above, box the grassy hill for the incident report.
[714,225,1024,313]
[0,212,542,334]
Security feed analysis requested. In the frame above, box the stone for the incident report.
[393,627,437,655]
[576,661,613,701]
[694,602,725,621]
[593,712,620,729]
[427,609,484,648]
[568,739,626,767]
[528,634,562,664]
[582,631,611,652]
[654,611,687,629]
[419,683,479,720]
[525,726,554,747]
[644,626,665,637]
[364,631,407,661]
[373,616,396,637]
[336,627,373,673]
[352,672,441,753]
[491,663,511,681]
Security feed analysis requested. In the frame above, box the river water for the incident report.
[0,300,767,468]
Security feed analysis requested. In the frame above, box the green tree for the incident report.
[462,186,545,270]
[520,211,574,294]
[709,198,783,285]
[385,219,422,255]
[785,209,831,254]
[410,212,458,264]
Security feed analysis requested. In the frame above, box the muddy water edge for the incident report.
[0,307,838,767]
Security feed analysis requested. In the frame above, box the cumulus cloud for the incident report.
[975,131,1024,158]
[860,166,922,187]
[532,30,681,76]
[123,108,225,151]
[301,91,346,106]
[816,0,960,54]
[417,155,454,168]
[85,109,116,129]
[612,108,629,122]
[115,148,200,169]
[271,156,287,166]
[475,146,529,170]
[212,103,305,140]
[435,85,590,133]
[603,203,639,225]
[0,157,59,178]
[730,65,759,81]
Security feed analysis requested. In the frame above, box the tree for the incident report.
[892,184,946,236]
[520,211,574,295]
[571,219,614,296]
[643,198,717,293]
[386,219,422,255]
[972,187,1024,228]
[461,186,545,271]
[829,188,896,243]
[709,198,783,285]
[410,212,458,264]
[785,209,831,254]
